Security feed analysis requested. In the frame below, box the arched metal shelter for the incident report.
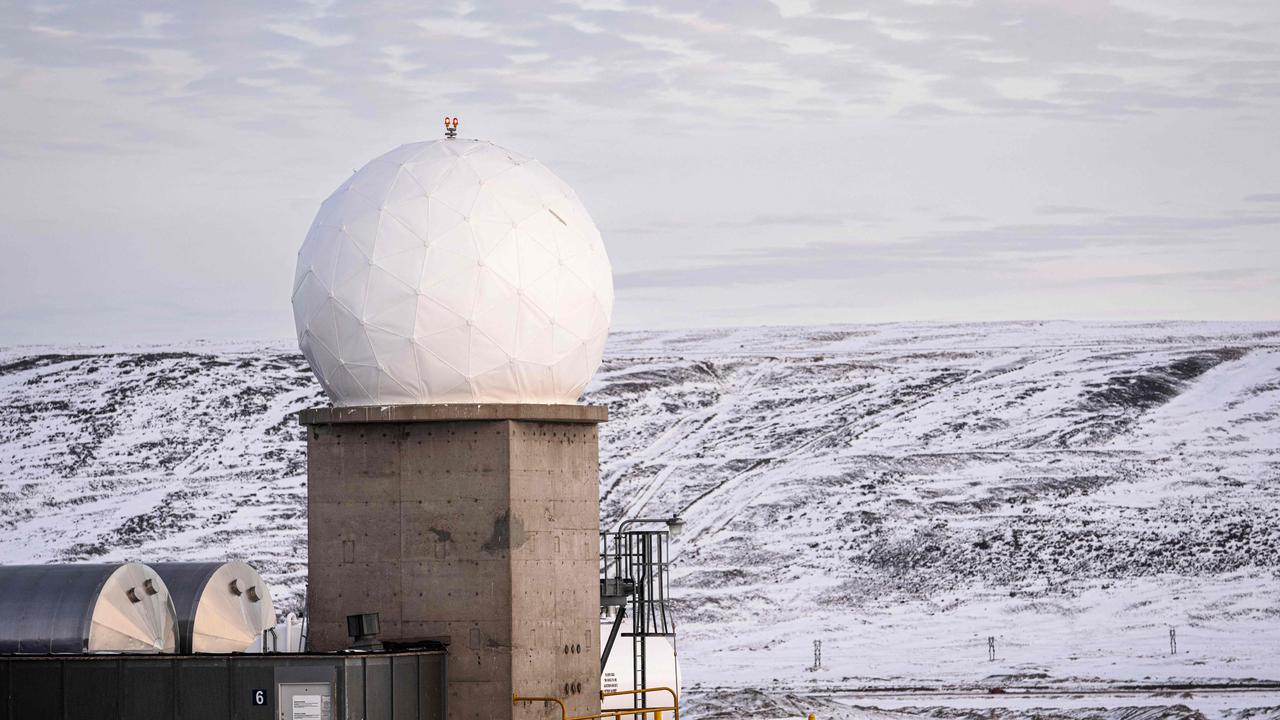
[150,561,276,654]
[0,562,178,654]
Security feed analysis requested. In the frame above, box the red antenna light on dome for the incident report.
[445,116,460,139]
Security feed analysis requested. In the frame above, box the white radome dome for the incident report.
[291,139,613,406]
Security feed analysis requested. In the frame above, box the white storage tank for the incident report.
[150,561,276,654]
[0,562,178,653]
[600,613,681,710]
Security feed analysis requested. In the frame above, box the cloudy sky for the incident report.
[1,0,1278,344]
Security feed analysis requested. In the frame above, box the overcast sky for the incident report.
[2,0,1278,344]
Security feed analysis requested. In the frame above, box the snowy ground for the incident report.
[2,321,1279,713]
[686,686,1280,720]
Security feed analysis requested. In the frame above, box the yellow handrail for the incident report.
[576,709,676,720]
[514,688,679,720]
[600,687,679,719]
[512,693,568,720]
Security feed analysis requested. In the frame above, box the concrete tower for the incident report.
[292,129,613,719]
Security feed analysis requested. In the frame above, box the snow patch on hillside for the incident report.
[1,321,1278,694]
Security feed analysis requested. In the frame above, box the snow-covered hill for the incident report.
[2,321,1279,694]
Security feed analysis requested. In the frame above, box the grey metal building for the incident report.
[0,649,446,720]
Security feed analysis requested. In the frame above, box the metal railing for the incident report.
[601,687,679,719]
[513,687,679,720]
[600,531,675,637]
[600,530,676,704]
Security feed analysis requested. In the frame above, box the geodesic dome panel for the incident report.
[292,139,613,406]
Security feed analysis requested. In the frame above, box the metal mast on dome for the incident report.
[444,116,459,139]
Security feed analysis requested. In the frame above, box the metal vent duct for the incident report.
[150,561,276,654]
[0,562,178,654]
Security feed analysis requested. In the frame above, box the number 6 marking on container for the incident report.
[252,689,267,706]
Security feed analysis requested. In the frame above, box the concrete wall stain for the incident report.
[481,510,526,554]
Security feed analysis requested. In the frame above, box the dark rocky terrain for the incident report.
[2,321,1278,702]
